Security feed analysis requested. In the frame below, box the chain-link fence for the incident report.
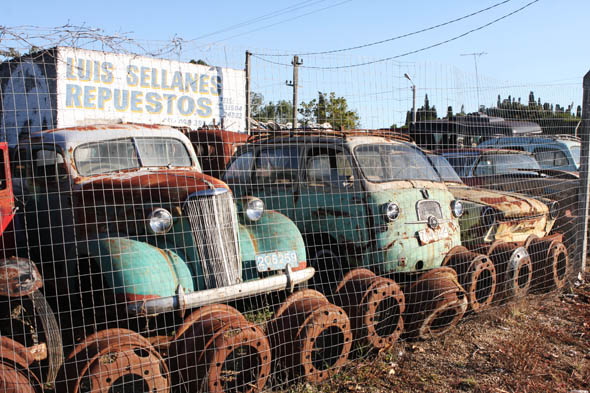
[0,29,587,392]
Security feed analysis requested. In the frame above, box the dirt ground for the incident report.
[289,271,590,393]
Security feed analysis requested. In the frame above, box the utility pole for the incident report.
[286,55,302,130]
[245,51,251,135]
[461,52,487,112]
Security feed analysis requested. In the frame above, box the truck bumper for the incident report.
[127,267,315,316]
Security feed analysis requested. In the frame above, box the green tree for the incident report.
[189,59,209,66]
[254,100,294,124]
[299,92,360,129]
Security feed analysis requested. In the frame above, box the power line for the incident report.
[254,0,513,57]
[252,0,540,70]
[186,1,328,42]
[193,0,354,48]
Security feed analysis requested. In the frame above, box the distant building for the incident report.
[407,113,542,150]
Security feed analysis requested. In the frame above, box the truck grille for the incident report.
[416,200,443,221]
[183,188,241,289]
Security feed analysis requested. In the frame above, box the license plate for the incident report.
[418,226,450,245]
[256,251,299,272]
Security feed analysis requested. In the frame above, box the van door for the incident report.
[296,146,370,269]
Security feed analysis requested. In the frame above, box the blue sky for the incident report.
[2,0,588,127]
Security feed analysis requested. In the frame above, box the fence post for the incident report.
[245,51,251,135]
[576,70,590,274]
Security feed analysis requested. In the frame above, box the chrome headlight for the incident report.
[245,198,265,222]
[481,206,497,228]
[384,202,400,222]
[148,208,173,234]
[549,201,559,219]
[451,199,464,218]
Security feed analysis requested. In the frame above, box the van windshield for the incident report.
[354,143,440,182]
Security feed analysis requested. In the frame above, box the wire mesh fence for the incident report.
[0,31,587,392]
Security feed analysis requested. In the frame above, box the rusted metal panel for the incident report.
[0,257,43,297]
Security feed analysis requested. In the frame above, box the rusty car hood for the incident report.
[446,183,548,217]
[73,169,230,202]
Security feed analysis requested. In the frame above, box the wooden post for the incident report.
[576,70,590,273]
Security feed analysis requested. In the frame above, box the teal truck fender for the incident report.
[82,236,195,301]
[82,235,313,317]
[237,208,308,281]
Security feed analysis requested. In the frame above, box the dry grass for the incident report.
[287,271,590,393]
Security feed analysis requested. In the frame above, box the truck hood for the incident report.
[73,169,230,203]
[446,183,548,217]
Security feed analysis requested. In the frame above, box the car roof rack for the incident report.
[246,127,414,143]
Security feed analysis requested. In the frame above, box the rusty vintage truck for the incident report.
[223,129,485,339]
[9,124,356,391]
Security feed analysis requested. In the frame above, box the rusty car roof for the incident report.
[23,123,194,147]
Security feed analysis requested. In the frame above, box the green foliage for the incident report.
[299,92,360,130]
[486,91,580,134]
[403,94,438,125]
[251,92,294,124]
[189,59,209,66]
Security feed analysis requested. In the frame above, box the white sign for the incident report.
[55,47,246,132]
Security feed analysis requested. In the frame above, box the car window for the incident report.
[34,149,67,180]
[136,138,193,168]
[533,148,568,168]
[473,158,494,176]
[443,154,478,177]
[428,154,463,183]
[570,145,580,168]
[75,138,139,175]
[75,137,194,176]
[224,151,254,184]
[354,143,439,182]
[254,146,299,185]
[305,148,353,188]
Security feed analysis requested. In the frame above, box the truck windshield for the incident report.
[354,143,440,182]
[428,154,464,184]
[75,137,193,176]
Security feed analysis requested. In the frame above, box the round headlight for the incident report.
[148,208,173,234]
[246,198,265,222]
[481,207,497,228]
[549,201,559,219]
[384,202,400,222]
[451,199,464,218]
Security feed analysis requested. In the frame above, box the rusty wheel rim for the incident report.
[298,302,352,383]
[171,305,271,393]
[274,289,327,321]
[57,329,169,393]
[360,277,405,349]
[505,247,533,299]
[0,337,41,393]
[405,267,468,339]
[549,242,569,289]
[269,291,352,384]
[466,255,497,313]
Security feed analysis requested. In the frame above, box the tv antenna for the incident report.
[461,52,487,111]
